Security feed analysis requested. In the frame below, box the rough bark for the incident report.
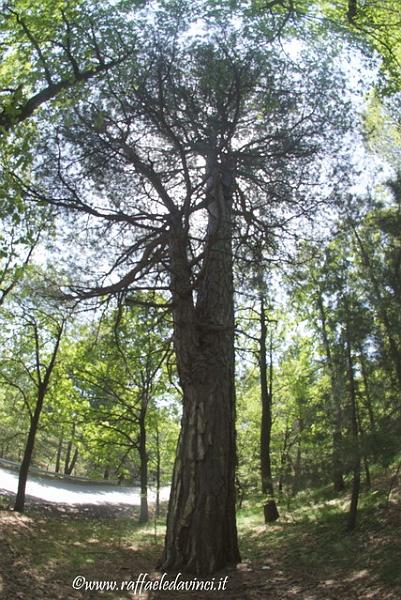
[259,297,279,523]
[160,155,240,574]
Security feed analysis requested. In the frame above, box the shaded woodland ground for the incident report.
[1,468,400,599]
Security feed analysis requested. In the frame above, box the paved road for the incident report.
[0,466,170,506]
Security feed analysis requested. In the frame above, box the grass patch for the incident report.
[1,505,166,594]
[237,478,401,590]
[379,554,401,585]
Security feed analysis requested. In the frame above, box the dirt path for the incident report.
[0,465,170,506]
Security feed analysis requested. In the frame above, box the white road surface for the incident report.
[0,466,170,506]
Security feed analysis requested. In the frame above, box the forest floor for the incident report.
[0,474,401,600]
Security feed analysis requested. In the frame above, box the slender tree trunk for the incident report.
[332,429,345,492]
[259,298,279,522]
[358,347,376,432]
[14,389,45,512]
[64,444,71,473]
[64,422,78,475]
[344,318,361,532]
[358,348,374,489]
[363,454,371,490]
[64,428,73,475]
[65,448,78,476]
[138,408,149,523]
[55,435,63,474]
[161,155,240,574]
[316,290,345,492]
[278,424,290,494]
[356,399,371,489]
[155,426,161,519]
[292,434,302,497]
[235,476,244,509]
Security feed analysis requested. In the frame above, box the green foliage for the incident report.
[0,0,139,132]
[250,0,401,93]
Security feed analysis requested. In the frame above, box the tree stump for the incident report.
[264,500,279,523]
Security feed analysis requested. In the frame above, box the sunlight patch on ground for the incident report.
[345,569,370,582]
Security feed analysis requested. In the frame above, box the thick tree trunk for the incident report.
[160,156,240,574]
[259,298,279,523]
[14,388,45,512]
[138,409,149,523]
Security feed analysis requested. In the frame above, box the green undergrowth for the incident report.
[237,474,401,587]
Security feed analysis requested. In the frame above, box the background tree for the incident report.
[70,302,170,522]
[258,297,279,522]
[0,288,67,512]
